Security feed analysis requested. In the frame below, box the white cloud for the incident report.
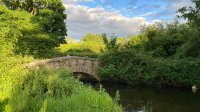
[63,0,194,39]
[63,2,154,39]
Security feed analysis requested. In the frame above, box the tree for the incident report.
[1,0,67,41]
[134,22,190,58]
[177,0,200,30]
[102,33,118,51]
[126,34,147,49]
[177,0,200,58]
[0,5,65,57]
[0,0,65,15]
[116,37,127,46]
[0,0,67,57]
[81,33,106,52]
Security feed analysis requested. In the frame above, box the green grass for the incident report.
[0,57,122,112]
[40,88,121,112]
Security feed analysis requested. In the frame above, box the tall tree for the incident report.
[177,0,200,58]
[0,0,67,37]
[0,0,67,57]
[177,0,200,30]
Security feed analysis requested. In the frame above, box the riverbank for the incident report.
[99,49,200,88]
[0,57,122,112]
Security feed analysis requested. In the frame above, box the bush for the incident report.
[99,49,200,87]
[59,41,101,58]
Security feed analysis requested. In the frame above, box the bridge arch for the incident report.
[73,72,100,82]
[26,56,101,81]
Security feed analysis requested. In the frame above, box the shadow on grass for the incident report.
[0,98,8,112]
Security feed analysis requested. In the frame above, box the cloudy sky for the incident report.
[62,0,194,39]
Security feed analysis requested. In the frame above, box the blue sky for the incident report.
[80,0,173,21]
[63,0,194,39]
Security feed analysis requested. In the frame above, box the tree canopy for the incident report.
[178,0,200,30]
[0,0,67,57]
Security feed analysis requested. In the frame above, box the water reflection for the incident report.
[126,101,152,112]
[92,82,200,112]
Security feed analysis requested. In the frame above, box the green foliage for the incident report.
[176,31,200,58]
[99,2,200,87]
[0,0,66,16]
[15,34,58,57]
[133,22,191,58]
[125,20,200,59]
[58,34,106,57]
[0,5,122,110]
[1,0,67,42]
[100,49,200,87]
[0,5,66,58]
[59,42,99,58]
[81,33,106,52]
[102,33,118,51]
[137,22,200,59]
[126,34,147,49]
[46,88,122,112]
[58,34,125,58]
[177,0,200,30]
[0,60,122,112]
[37,9,67,36]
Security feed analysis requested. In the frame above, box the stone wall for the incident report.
[26,56,101,81]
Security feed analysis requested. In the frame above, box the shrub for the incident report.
[100,49,200,87]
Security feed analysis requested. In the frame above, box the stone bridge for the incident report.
[26,56,101,81]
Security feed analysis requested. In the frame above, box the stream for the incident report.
[91,82,200,112]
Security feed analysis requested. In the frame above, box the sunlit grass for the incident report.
[0,57,122,112]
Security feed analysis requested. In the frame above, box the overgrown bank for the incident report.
[97,0,200,87]
[99,50,200,87]
[0,58,122,112]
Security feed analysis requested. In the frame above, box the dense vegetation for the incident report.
[57,0,200,87]
[59,34,106,58]
[100,49,200,86]
[58,34,126,58]
[0,66,121,112]
[58,21,200,87]
[1,0,200,111]
[99,0,200,87]
[0,0,66,58]
[0,1,122,112]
